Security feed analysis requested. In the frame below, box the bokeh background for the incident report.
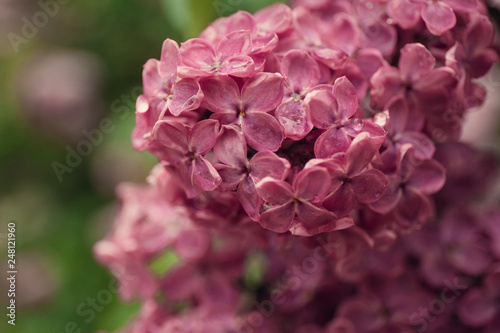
[1,1,500,333]
[0,1,284,332]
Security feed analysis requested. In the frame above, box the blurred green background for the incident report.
[0,0,283,332]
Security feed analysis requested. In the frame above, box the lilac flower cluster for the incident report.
[95,1,500,332]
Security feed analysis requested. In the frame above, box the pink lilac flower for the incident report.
[370,43,456,131]
[255,166,341,235]
[370,145,446,228]
[95,1,500,332]
[153,119,221,197]
[178,30,256,78]
[213,125,290,220]
[308,76,386,158]
[200,72,284,151]
[308,132,388,219]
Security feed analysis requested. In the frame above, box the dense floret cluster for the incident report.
[95,1,500,332]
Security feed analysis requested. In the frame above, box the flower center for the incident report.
[291,93,301,102]
[239,109,247,118]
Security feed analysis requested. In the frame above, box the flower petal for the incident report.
[351,169,388,204]
[294,166,331,202]
[215,164,245,191]
[242,73,284,113]
[249,151,290,183]
[421,2,456,36]
[296,201,337,232]
[192,156,221,191]
[217,30,252,59]
[275,99,314,140]
[458,289,496,327]
[169,79,204,116]
[407,159,446,195]
[255,177,294,205]
[189,119,220,155]
[333,76,358,120]
[219,55,255,77]
[281,49,320,93]
[200,75,240,113]
[399,43,435,83]
[394,187,432,228]
[159,39,180,85]
[322,184,357,218]
[237,176,261,221]
[153,120,189,151]
[306,88,339,129]
[143,59,162,96]
[254,3,293,35]
[387,0,421,29]
[314,128,352,159]
[213,126,247,167]
[241,112,284,151]
[179,38,215,70]
[258,203,295,233]
[345,132,380,177]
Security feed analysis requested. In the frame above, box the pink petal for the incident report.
[169,79,203,116]
[242,73,284,113]
[413,67,456,91]
[345,132,380,177]
[322,184,357,218]
[314,127,352,158]
[398,131,435,160]
[443,0,478,12]
[386,96,409,135]
[306,88,338,129]
[142,59,162,96]
[241,112,284,152]
[249,151,290,183]
[407,159,446,195]
[326,13,360,55]
[210,112,238,126]
[463,15,494,55]
[296,201,337,232]
[217,30,252,59]
[258,203,295,233]
[458,289,496,327]
[451,244,492,275]
[159,39,180,86]
[293,6,323,46]
[237,176,261,221]
[200,76,240,113]
[254,3,293,35]
[215,164,245,191]
[469,49,498,78]
[333,76,358,120]
[213,126,247,167]
[399,43,436,83]
[192,156,221,191]
[351,169,388,204]
[394,187,432,228]
[294,166,332,202]
[189,119,220,155]
[153,120,188,151]
[369,183,402,214]
[179,38,215,70]
[219,55,255,77]
[387,0,421,29]
[311,48,349,70]
[356,48,388,79]
[369,67,404,110]
[275,99,314,140]
[281,50,320,93]
[421,2,457,36]
[255,177,294,205]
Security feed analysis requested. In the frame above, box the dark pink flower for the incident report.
[311,132,388,218]
[153,119,221,197]
[255,166,339,235]
[200,72,284,151]
[370,145,446,228]
[308,76,385,158]
[370,43,456,130]
[213,125,290,220]
[178,31,255,78]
